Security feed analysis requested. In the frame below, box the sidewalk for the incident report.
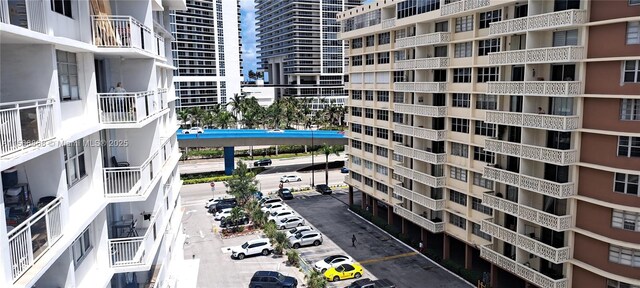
[177,258,200,288]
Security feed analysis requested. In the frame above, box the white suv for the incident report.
[259,197,283,207]
[230,238,273,260]
[286,225,313,238]
[279,175,301,182]
[275,215,305,230]
[288,230,323,249]
[268,210,296,222]
[260,202,286,213]
[183,127,203,134]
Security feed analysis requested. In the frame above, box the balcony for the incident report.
[483,166,575,199]
[394,165,446,188]
[393,144,447,165]
[0,99,56,159]
[393,204,445,233]
[394,103,447,118]
[0,0,47,34]
[487,81,581,97]
[91,15,155,54]
[394,123,447,141]
[488,46,585,65]
[381,18,395,29]
[394,82,447,93]
[393,185,445,210]
[395,57,449,70]
[98,90,167,125]
[154,33,165,58]
[489,9,587,36]
[8,197,63,282]
[482,192,573,231]
[480,245,569,288]
[484,139,578,165]
[485,111,580,131]
[440,0,490,16]
[394,32,450,49]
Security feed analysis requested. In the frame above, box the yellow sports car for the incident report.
[324,263,363,282]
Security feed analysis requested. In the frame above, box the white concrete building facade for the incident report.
[241,80,276,107]
[0,0,186,287]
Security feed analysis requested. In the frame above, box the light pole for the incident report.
[311,127,315,187]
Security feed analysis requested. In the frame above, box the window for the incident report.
[376,181,389,194]
[474,147,495,163]
[393,112,403,123]
[393,71,406,82]
[609,246,640,267]
[351,107,362,117]
[453,68,471,83]
[631,0,640,4]
[352,56,362,66]
[64,138,87,187]
[479,10,501,29]
[472,198,493,215]
[477,67,500,83]
[351,172,362,182]
[392,152,403,163]
[351,139,362,150]
[435,21,448,32]
[376,128,389,139]
[452,93,470,107]
[451,118,469,133]
[351,91,362,100]
[614,173,639,196]
[365,108,374,118]
[627,22,640,44]
[366,35,375,47]
[376,146,389,158]
[376,164,389,176]
[378,32,390,45]
[365,91,374,101]
[618,136,640,157]
[365,54,375,65]
[364,143,374,153]
[451,142,469,158]
[377,91,389,102]
[393,133,403,143]
[377,52,390,64]
[454,42,473,58]
[376,110,389,121]
[473,172,494,189]
[607,279,640,288]
[478,38,501,56]
[449,213,466,229]
[455,15,473,32]
[352,38,363,48]
[450,166,468,182]
[51,0,72,18]
[472,222,492,240]
[364,159,373,170]
[351,155,362,165]
[552,29,578,46]
[394,92,404,103]
[449,190,467,206]
[623,60,640,83]
[56,50,79,101]
[475,121,496,136]
[476,94,497,110]
[621,99,640,120]
[612,210,640,232]
[72,227,92,267]
[365,126,374,136]
[351,123,362,134]
[364,177,374,187]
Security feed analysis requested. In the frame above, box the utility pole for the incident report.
[311,127,315,187]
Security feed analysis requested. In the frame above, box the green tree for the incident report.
[177,109,190,128]
[213,110,236,129]
[319,144,341,185]
[246,200,268,228]
[227,93,245,127]
[263,221,277,240]
[286,249,300,266]
[248,70,257,81]
[227,206,245,232]
[224,161,258,206]
[305,270,327,288]
[272,231,289,255]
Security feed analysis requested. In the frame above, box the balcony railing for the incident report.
[91,15,154,52]
[482,192,573,231]
[489,9,587,35]
[393,185,445,210]
[395,57,449,70]
[440,0,490,16]
[395,82,447,93]
[484,139,578,165]
[489,46,585,65]
[394,104,448,118]
[394,165,446,188]
[8,197,63,282]
[480,245,569,288]
[483,166,575,199]
[394,123,447,141]
[0,0,47,33]
[0,99,56,158]
[481,219,571,263]
[393,144,447,165]
[485,111,580,131]
[393,204,445,233]
[394,32,450,49]
[487,81,581,97]
[381,18,395,29]
[98,91,166,124]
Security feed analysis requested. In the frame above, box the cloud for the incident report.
[240,0,258,79]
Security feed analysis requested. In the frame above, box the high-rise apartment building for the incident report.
[171,0,243,109]
[0,0,186,287]
[339,1,640,287]
[256,0,361,110]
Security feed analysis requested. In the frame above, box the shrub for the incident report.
[286,249,300,267]
[305,270,327,288]
[182,175,233,185]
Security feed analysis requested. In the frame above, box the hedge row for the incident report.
[182,175,233,185]
[183,145,345,160]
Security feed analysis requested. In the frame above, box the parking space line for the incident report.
[358,252,418,265]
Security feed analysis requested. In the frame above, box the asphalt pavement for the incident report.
[179,154,348,174]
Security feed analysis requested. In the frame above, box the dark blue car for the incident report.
[341,167,349,173]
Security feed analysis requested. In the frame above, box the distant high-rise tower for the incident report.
[171,0,243,109]
[256,0,361,110]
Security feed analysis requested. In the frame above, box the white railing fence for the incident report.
[0,98,56,157]
[98,91,158,124]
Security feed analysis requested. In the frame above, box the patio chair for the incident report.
[111,156,130,167]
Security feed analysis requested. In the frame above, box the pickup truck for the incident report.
[346,278,395,288]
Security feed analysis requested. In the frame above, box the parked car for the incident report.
[324,263,363,282]
[275,215,305,230]
[261,202,287,213]
[183,127,203,134]
[313,255,354,273]
[213,208,233,221]
[341,167,349,173]
[267,129,285,133]
[254,158,272,167]
[346,278,395,288]
[209,199,237,213]
[286,225,313,238]
[230,238,273,260]
[315,184,332,195]
[268,210,296,222]
[220,214,250,228]
[249,271,298,288]
[253,191,264,200]
[205,195,235,209]
[280,175,302,182]
[288,230,322,249]
[259,197,283,207]
[278,188,294,200]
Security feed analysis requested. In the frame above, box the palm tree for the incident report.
[227,93,245,128]
[319,143,340,185]
[213,110,236,129]
[272,231,289,255]
[305,270,327,288]
[227,207,245,231]
[177,109,190,128]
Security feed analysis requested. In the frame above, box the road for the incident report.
[179,154,347,174]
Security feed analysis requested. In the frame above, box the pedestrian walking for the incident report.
[419,241,424,253]
[352,234,357,247]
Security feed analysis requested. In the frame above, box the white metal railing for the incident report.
[483,166,575,199]
[393,185,445,210]
[98,91,161,124]
[393,204,445,233]
[0,99,56,157]
[393,165,446,188]
[393,123,447,141]
[8,198,63,281]
[394,104,448,118]
[488,46,585,65]
[91,15,153,52]
[394,82,447,93]
[480,245,569,288]
[484,138,578,165]
[393,144,447,164]
[485,111,580,131]
[441,0,490,16]
[381,18,395,29]
[487,81,581,97]
[489,9,587,35]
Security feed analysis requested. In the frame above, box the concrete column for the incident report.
[387,207,394,225]
[490,263,498,288]
[372,199,378,216]
[401,218,407,234]
[465,244,473,269]
[304,145,308,153]
[348,186,354,206]
[275,145,278,156]
[361,193,367,210]
[443,234,450,260]
[223,146,234,175]
[421,228,427,246]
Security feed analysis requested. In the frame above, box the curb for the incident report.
[346,208,475,288]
